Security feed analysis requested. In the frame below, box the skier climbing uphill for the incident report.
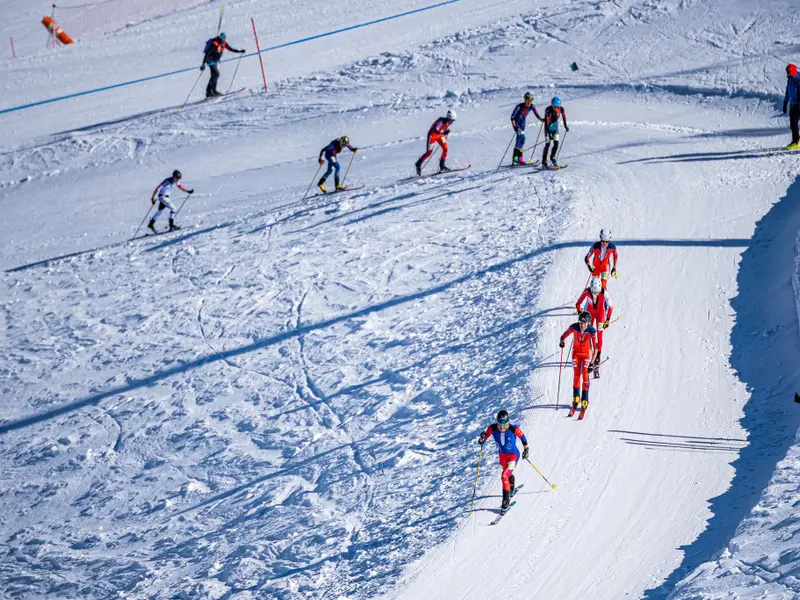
[783,63,800,150]
[148,170,193,233]
[201,33,245,98]
[478,409,529,513]
[559,311,598,420]
[576,277,614,374]
[318,136,358,193]
[585,228,618,290]
[541,96,569,168]
[415,109,456,175]
[510,92,543,165]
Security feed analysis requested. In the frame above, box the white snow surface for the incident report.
[1,0,800,599]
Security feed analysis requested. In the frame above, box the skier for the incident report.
[478,409,530,513]
[201,33,245,98]
[784,64,800,150]
[317,136,358,193]
[510,92,543,165]
[584,228,618,290]
[541,96,569,168]
[148,170,193,233]
[559,311,598,419]
[415,109,457,176]
[575,277,614,374]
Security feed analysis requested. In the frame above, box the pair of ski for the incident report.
[309,184,365,199]
[489,484,524,525]
[502,161,568,171]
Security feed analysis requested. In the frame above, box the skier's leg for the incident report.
[209,64,221,95]
[319,157,335,185]
[601,271,609,290]
[333,160,341,187]
[551,133,560,162]
[542,137,551,165]
[152,201,167,223]
[791,104,800,144]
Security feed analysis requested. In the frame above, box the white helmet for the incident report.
[599,228,611,242]
[589,277,602,294]
[446,109,457,121]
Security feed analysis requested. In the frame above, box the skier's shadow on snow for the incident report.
[640,178,800,599]
[618,146,795,165]
[0,237,752,435]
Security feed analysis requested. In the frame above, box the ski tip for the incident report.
[551,484,557,490]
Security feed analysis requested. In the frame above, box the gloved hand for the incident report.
[200,65,206,72]
[611,268,618,278]
[588,264,596,273]
[559,340,565,348]
[443,129,450,137]
[478,433,486,445]
[188,189,194,195]
[565,125,570,132]
[522,447,529,460]
[319,159,325,166]
[587,363,595,373]
[603,318,610,329]
[239,49,246,54]
[151,198,156,205]
[353,148,359,153]
[514,127,521,135]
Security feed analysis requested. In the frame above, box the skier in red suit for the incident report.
[415,109,456,175]
[575,276,614,366]
[559,311,598,419]
[585,228,618,290]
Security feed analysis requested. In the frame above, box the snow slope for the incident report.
[1,0,800,599]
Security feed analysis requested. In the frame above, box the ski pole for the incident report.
[341,151,356,187]
[302,163,324,201]
[175,190,194,218]
[420,144,440,173]
[556,343,565,410]
[131,203,155,240]
[179,71,204,112]
[525,457,556,489]
[600,316,620,330]
[469,444,484,515]
[525,122,543,163]
[495,132,516,173]
[226,55,243,94]
[555,129,569,162]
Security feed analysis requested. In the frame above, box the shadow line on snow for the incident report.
[619,147,795,165]
[0,237,749,436]
[641,179,800,598]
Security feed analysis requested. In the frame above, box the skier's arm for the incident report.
[347,144,358,153]
[605,295,613,321]
[225,42,246,54]
[514,427,529,458]
[576,290,587,314]
[478,424,493,444]
[533,105,543,121]
[176,182,194,194]
[610,247,618,276]
[785,81,790,113]
[511,106,521,131]
[585,247,596,271]
[559,327,572,346]
[150,185,161,204]
[561,108,569,130]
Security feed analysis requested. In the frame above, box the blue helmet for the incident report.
[219,32,227,40]
[552,96,561,107]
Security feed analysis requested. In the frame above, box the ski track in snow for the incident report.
[2,0,800,598]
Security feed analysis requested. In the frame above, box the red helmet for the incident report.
[787,64,798,77]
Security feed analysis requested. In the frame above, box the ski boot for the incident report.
[512,148,521,165]
[318,178,327,193]
[335,185,345,191]
[578,399,589,420]
[168,219,181,232]
[568,395,580,417]
[500,490,511,514]
[147,219,157,233]
[550,158,559,168]
[787,141,800,151]
[438,159,451,173]
[415,160,422,176]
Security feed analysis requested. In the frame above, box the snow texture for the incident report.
[1,0,800,599]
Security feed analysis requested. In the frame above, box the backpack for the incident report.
[203,38,214,54]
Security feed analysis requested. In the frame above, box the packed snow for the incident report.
[1,0,799,599]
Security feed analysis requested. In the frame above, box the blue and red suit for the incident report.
[482,423,528,492]
[319,138,356,187]
[510,102,543,159]
[542,105,568,165]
